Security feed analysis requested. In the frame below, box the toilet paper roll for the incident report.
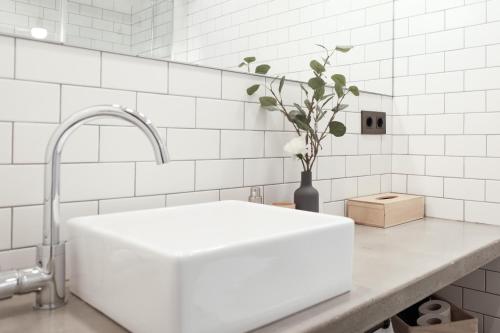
[417,313,451,327]
[418,300,451,321]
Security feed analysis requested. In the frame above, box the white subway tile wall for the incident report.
[172,0,394,95]
[0,37,393,273]
[394,0,500,329]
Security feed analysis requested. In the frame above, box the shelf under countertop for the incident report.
[2,217,500,333]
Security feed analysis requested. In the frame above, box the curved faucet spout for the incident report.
[44,105,168,248]
[0,104,168,309]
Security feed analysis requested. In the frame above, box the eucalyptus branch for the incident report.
[241,45,359,173]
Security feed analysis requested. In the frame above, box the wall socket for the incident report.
[361,111,386,134]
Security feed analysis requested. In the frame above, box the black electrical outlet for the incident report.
[361,110,386,134]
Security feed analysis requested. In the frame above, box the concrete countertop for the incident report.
[2,217,500,333]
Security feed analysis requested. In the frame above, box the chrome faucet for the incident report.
[0,105,168,309]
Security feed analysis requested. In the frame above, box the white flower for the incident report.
[284,135,307,158]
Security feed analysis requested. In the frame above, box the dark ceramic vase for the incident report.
[294,171,319,212]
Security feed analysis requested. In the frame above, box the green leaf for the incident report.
[259,96,277,108]
[348,85,360,96]
[313,85,325,100]
[334,84,344,98]
[331,74,346,87]
[255,64,271,74]
[308,77,325,90]
[310,60,325,74]
[329,121,346,137]
[332,104,349,112]
[293,103,307,115]
[289,111,311,131]
[279,76,285,93]
[244,56,256,64]
[335,45,353,53]
[238,62,246,68]
[246,84,260,96]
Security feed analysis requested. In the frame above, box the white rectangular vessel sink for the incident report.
[66,201,354,333]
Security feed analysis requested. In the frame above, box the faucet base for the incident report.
[34,244,66,310]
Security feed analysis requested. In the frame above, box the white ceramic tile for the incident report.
[426,72,464,93]
[488,90,500,112]
[371,155,391,175]
[408,53,444,75]
[486,271,500,296]
[195,159,243,190]
[263,183,297,205]
[465,113,500,134]
[392,155,425,174]
[445,47,486,71]
[426,114,464,134]
[445,178,485,201]
[0,208,11,250]
[196,98,244,129]
[486,181,500,203]
[136,161,195,195]
[323,201,345,216]
[137,93,195,128]
[14,123,98,163]
[0,36,14,78]
[244,158,283,186]
[332,177,357,201]
[358,135,381,155]
[407,175,443,197]
[244,102,284,131]
[61,85,136,122]
[426,156,463,177]
[332,134,358,155]
[101,53,168,93]
[409,11,444,35]
[392,136,409,154]
[465,201,500,225]
[99,196,165,214]
[465,67,500,91]
[60,163,135,202]
[16,39,100,86]
[221,71,265,102]
[436,284,464,307]
[99,126,166,162]
[463,288,500,317]
[0,165,44,206]
[392,115,425,134]
[408,94,444,114]
[465,22,500,48]
[465,158,500,180]
[317,156,346,180]
[0,123,12,164]
[167,128,219,160]
[358,175,381,196]
[221,130,264,158]
[0,247,36,271]
[12,205,43,248]
[265,131,296,158]
[392,174,407,193]
[446,135,486,157]
[425,196,464,221]
[0,79,59,122]
[409,135,444,155]
[166,190,219,207]
[346,155,370,177]
[169,63,221,98]
[426,29,464,53]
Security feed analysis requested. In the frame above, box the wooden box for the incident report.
[392,296,478,333]
[347,192,424,228]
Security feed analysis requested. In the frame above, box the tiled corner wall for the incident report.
[391,0,500,331]
[0,36,392,271]
[173,0,394,95]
